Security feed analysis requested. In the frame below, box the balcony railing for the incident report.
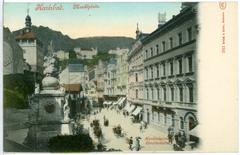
[143,100,197,110]
[127,97,144,105]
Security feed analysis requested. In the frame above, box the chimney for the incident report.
[158,12,166,28]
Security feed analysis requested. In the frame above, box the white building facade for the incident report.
[54,50,69,61]
[103,58,117,97]
[142,4,198,140]
[74,47,98,59]
[15,13,44,74]
[108,48,129,56]
[116,49,129,96]
[127,27,149,120]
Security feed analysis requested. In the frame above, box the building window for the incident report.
[157,88,160,100]
[151,66,153,79]
[188,85,194,102]
[156,44,159,54]
[135,73,138,82]
[146,89,149,100]
[178,59,182,74]
[180,117,184,129]
[150,47,153,57]
[163,87,167,101]
[136,89,139,99]
[187,27,192,41]
[188,56,193,72]
[152,88,154,100]
[156,65,159,78]
[145,50,148,59]
[163,63,166,76]
[164,112,167,124]
[146,68,148,80]
[170,61,174,75]
[178,32,182,45]
[171,86,174,101]
[169,37,173,49]
[179,86,183,102]
[172,114,175,127]
[162,41,166,52]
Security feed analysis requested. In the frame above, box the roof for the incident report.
[64,84,82,92]
[142,4,197,44]
[68,64,84,72]
[15,32,36,40]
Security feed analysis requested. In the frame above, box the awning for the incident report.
[127,105,136,113]
[118,97,126,106]
[189,126,198,137]
[113,101,118,105]
[132,106,142,116]
[108,101,113,105]
[113,97,122,105]
[124,102,131,111]
[104,101,113,105]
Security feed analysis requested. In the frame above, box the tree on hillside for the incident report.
[69,50,77,59]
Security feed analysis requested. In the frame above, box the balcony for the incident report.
[143,100,197,110]
[127,97,144,105]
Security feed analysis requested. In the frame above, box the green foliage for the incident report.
[87,52,115,67]
[59,52,115,70]
[12,25,134,55]
[48,134,94,152]
[4,89,27,109]
[69,50,77,59]
[3,73,35,109]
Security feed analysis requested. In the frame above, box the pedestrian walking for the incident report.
[128,137,133,150]
[133,137,141,151]
[168,132,173,144]
[174,132,179,145]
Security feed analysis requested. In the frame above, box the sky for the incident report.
[4,2,181,39]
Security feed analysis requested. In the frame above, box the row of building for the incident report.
[84,3,198,142]
[3,2,198,143]
[128,3,198,141]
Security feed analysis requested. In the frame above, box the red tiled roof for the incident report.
[64,84,82,92]
[16,32,36,40]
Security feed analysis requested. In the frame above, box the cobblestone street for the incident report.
[81,108,173,152]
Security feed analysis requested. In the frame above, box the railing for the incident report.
[142,100,197,110]
[127,97,145,104]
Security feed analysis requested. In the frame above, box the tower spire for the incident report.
[136,22,141,39]
[25,4,32,33]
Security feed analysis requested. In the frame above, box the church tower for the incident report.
[15,8,44,75]
[25,9,32,33]
[136,23,141,39]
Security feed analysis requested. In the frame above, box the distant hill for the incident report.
[12,25,135,55]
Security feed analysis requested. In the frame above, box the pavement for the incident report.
[80,108,174,152]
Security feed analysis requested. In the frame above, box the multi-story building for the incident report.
[142,3,198,140]
[103,58,117,100]
[59,64,87,86]
[108,47,129,56]
[15,12,44,74]
[116,49,129,97]
[74,47,98,59]
[54,50,69,61]
[85,65,98,105]
[127,25,148,120]
[95,60,107,105]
